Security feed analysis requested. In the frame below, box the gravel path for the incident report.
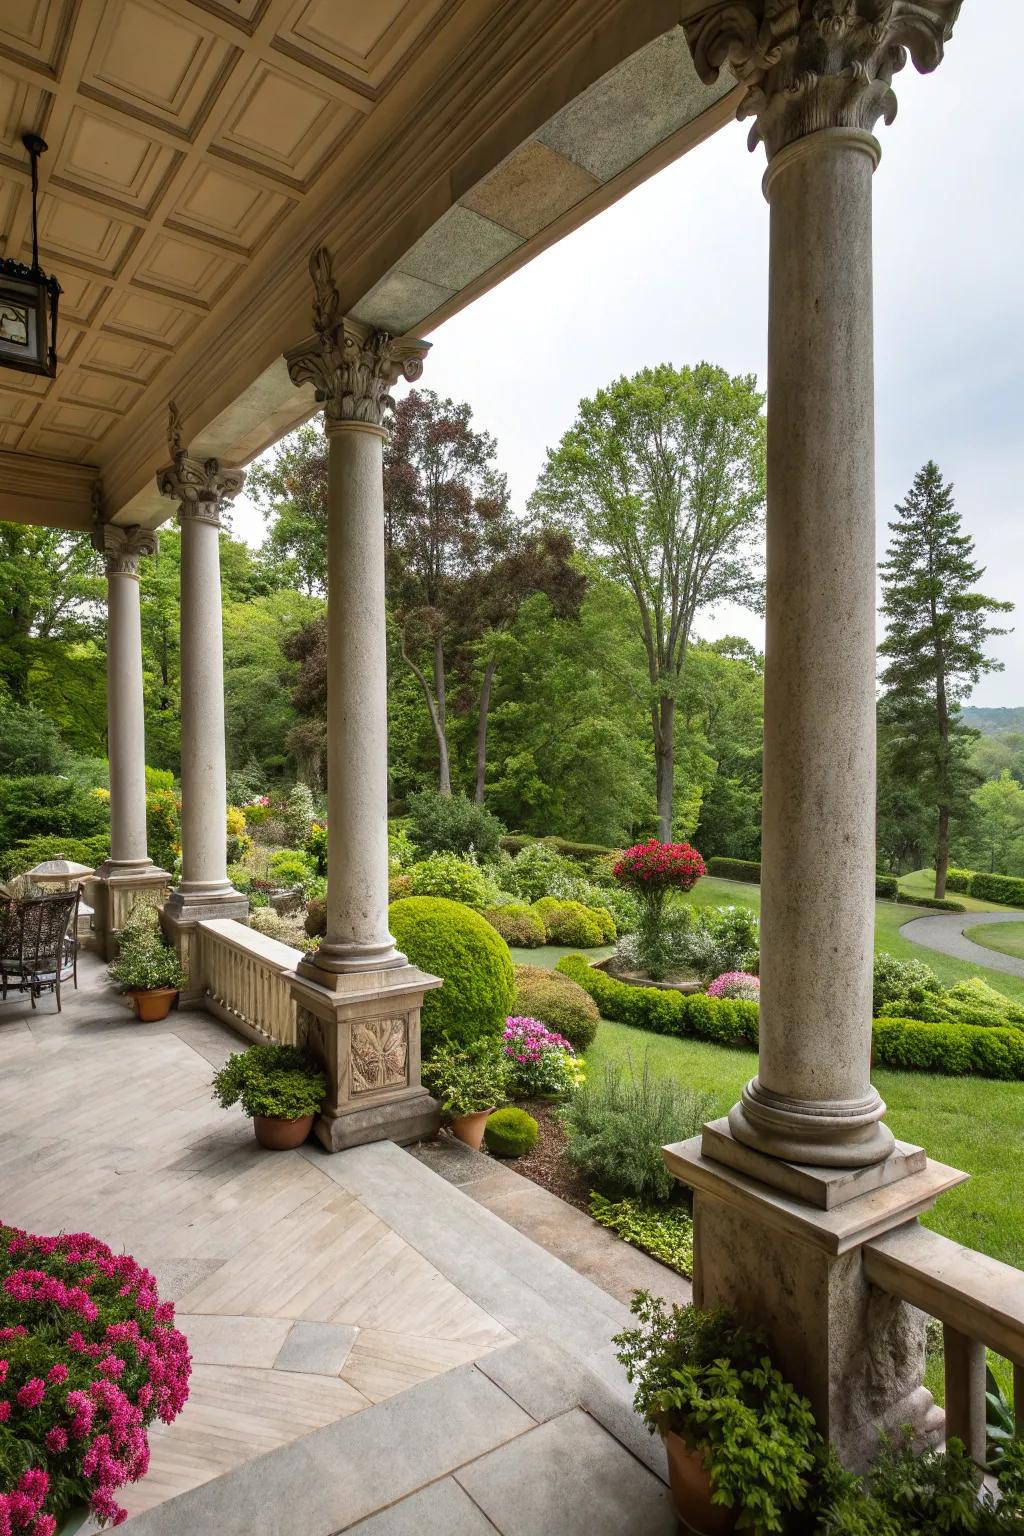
[899,908,1024,978]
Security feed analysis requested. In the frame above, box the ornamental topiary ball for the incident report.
[513,963,600,1052]
[389,896,515,1057]
[484,904,546,947]
[485,1106,539,1158]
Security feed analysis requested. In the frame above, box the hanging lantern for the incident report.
[0,134,60,379]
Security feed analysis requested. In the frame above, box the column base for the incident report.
[88,863,172,961]
[299,938,407,982]
[289,962,443,1152]
[729,1077,895,1168]
[664,1128,967,1468]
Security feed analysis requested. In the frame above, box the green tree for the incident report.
[246,424,327,596]
[963,771,1024,876]
[684,638,764,861]
[385,389,514,795]
[878,461,1012,897]
[530,362,766,840]
[0,523,103,706]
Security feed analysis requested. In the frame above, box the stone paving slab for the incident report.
[454,1409,676,1536]
[275,1320,358,1376]
[343,1478,498,1535]
[122,1365,533,1535]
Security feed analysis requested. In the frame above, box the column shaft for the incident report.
[729,130,893,1167]
[314,421,402,973]
[106,561,150,869]
[177,511,233,900]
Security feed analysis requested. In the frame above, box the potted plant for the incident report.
[614,1292,818,1535]
[108,906,184,1021]
[212,1043,327,1149]
[422,1037,509,1149]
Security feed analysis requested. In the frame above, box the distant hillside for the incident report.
[962,706,1024,737]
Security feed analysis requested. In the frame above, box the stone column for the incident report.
[156,407,248,963]
[91,524,171,956]
[282,247,441,1150]
[663,0,965,1466]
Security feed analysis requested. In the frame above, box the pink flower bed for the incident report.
[707,971,760,1001]
[0,1226,191,1531]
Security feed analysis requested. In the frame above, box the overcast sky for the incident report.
[233,1,1022,708]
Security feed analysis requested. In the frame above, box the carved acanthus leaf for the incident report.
[351,1017,409,1093]
[685,0,962,157]
[284,246,429,428]
[93,524,159,579]
[156,402,245,523]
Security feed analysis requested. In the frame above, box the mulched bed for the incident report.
[511,1097,592,1213]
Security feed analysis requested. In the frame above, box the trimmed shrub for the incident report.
[706,856,761,883]
[875,873,899,899]
[534,897,613,947]
[556,954,759,1049]
[968,872,1024,907]
[407,853,497,910]
[389,896,515,1056]
[147,786,180,870]
[512,963,599,1052]
[407,789,504,859]
[946,867,973,894]
[484,904,546,947]
[872,953,941,1013]
[563,1056,714,1201]
[484,1106,539,1158]
[388,873,414,901]
[872,1017,1024,1080]
[895,892,965,912]
[583,884,638,934]
[268,848,315,886]
[304,820,328,875]
[0,831,110,880]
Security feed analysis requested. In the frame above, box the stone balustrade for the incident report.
[864,1223,1024,1463]
[195,918,301,1046]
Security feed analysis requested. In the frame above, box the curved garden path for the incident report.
[899,909,1024,979]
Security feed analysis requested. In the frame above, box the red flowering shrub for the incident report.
[613,840,705,905]
[0,1226,191,1531]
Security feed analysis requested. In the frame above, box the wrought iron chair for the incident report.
[0,891,78,1011]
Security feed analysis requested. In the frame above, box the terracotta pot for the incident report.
[253,1113,315,1150]
[449,1108,493,1149]
[663,1432,738,1536]
[128,986,178,1022]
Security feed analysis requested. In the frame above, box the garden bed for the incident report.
[507,1097,592,1212]
[594,955,700,994]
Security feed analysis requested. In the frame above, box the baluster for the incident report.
[944,1324,987,1463]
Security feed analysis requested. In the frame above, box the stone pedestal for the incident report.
[292,964,442,1151]
[89,866,172,960]
[665,1128,967,1468]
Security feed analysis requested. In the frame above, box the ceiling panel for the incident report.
[53,105,180,214]
[0,0,75,77]
[274,0,444,88]
[210,59,356,187]
[81,0,239,136]
[167,161,292,252]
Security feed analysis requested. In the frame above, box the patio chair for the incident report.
[0,891,79,1011]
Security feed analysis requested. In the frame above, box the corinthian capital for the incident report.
[685,0,962,159]
[93,525,159,580]
[284,248,429,429]
[155,402,245,527]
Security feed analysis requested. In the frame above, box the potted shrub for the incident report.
[0,1221,190,1530]
[422,1037,509,1149]
[614,1292,818,1535]
[108,906,184,1022]
[212,1043,327,1149]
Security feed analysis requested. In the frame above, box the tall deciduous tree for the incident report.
[0,524,103,706]
[530,363,766,840]
[384,389,514,795]
[878,461,1012,897]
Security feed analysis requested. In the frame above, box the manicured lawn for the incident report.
[899,867,1012,913]
[967,921,1024,962]
[588,1020,1024,1271]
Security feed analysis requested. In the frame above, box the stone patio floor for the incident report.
[0,953,682,1534]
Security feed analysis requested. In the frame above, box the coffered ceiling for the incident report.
[0,0,739,530]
